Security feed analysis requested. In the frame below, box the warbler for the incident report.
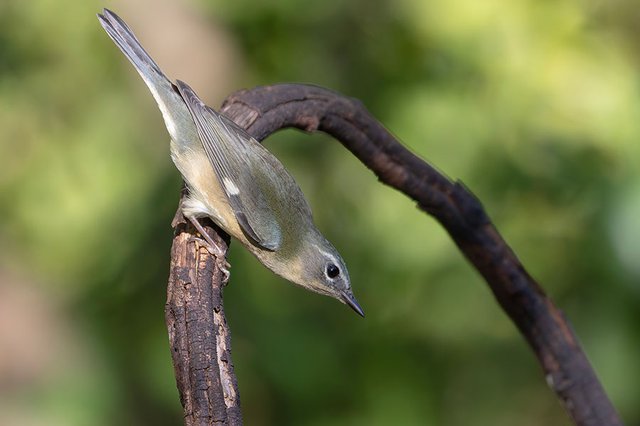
[98,9,363,316]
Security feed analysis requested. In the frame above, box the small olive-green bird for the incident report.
[98,9,363,316]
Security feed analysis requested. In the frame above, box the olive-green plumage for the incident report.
[98,9,363,316]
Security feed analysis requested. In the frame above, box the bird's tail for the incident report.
[97,8,170,91]
[98,8,197,144]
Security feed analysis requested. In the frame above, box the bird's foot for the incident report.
[186,215,231,285]
[217,257,231,286]
[188,235,231,284]
[187,235,225,257]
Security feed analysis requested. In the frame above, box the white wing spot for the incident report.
[223,177,240,195]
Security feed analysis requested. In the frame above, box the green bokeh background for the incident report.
[1,0,639,425]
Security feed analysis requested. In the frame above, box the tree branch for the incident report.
[166,207,242,426]
[218,83,623,426]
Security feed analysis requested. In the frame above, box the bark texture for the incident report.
[166,212,241,426]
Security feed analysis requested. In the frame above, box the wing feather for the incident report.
[176,80,282,251]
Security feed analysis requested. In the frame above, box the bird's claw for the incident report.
[188,236,231,285]
[217,258,231,286]
[188,235,225,257]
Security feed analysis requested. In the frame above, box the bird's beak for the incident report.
[340,291,365,318]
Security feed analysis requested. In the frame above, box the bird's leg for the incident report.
[187,215,224,255]
[186,215,231,283]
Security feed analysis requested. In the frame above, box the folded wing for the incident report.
[176,80,282,251]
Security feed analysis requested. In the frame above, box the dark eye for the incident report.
[326,263,340,279]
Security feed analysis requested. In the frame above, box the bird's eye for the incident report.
[326,263,340,279]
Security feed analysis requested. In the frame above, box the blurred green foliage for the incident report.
[1,0,639,425]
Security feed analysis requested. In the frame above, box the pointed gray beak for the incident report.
[340,291,365,317]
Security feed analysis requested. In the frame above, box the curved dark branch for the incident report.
[220,84,622,426]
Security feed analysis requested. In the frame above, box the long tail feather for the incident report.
[97,9,168,84]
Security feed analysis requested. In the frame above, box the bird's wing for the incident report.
[176,80,282,251]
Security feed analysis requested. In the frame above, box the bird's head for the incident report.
[295,233,364,317]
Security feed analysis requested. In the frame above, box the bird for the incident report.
[97,9,364,317]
